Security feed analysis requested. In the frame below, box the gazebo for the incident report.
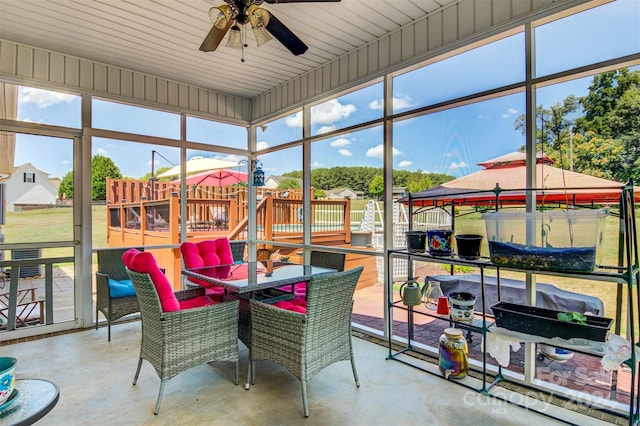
[400,152,638,208]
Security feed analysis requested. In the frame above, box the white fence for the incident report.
[372,207,451,282]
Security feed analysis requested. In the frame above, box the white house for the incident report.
[264,175,302,190]
[0,163,57,212]
[326,187,358,199]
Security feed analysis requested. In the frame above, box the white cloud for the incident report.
[19,87,75,108]
[369,100,383,110]
[369,94,414,111]
[501,108,518,119]
[366,144,402,159]
[393,95,414,110]
[256,141,269,150]
[96,148,108,155]
[330,138,351,148]
[398,160,413,167]
[312,161,324,168]
[338,149,352,157]
[286,99,356,128]
[477,114,490,120]
[317,125,336,134]
[449,161,469,171]
[285,113,302,128]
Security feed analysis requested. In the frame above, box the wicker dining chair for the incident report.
[275,250,346,297]
[95,247,142,341]
[126,267,239,415]
[248,266,363,417]
[310,250,346,271]
[229,240,246,263]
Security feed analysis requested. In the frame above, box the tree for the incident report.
[58,171,73,199]
[277,178,301,189]
[514,97,578,167]
[405,173,433,194]
[140,166,173,181]
[368,175,383,199]
[92,155,122,201]
[513,68,640,182]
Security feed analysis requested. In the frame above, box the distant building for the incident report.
[392,186,407,200]
[264,175,303,189]
[0,163,58,212]
[326,187,358,199]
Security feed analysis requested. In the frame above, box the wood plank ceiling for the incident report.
[0,0,456,100]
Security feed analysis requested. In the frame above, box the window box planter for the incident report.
[491,302,613,342]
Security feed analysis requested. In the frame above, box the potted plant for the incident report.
[447,291,476,322]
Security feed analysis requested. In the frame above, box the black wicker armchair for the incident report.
[248,266,363,417]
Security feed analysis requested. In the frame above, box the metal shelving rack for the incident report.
[385,182,639,424]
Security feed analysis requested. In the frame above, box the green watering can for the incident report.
[399,279,425,307]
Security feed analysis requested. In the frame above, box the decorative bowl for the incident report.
[0,357,17,405]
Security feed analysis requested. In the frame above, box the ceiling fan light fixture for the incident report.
[209,5,231,28]
[247,5,272,47]
[253,26,272,47]
[226,25,243,49]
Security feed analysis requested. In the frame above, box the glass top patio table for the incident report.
[182,261,335,295]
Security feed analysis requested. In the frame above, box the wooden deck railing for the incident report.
[105,190,351,286]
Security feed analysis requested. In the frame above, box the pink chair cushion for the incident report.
[277,282,307,297]
[290,296,307,308]
[179,295,217,309]
[274,300,306,315]
[123,248,180,312]
[180,239,234,269]
[180,239,234,290]
[203,287,226,302]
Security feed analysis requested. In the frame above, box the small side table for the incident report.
[0,378,59,425]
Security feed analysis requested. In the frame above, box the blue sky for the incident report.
[12,0,639,181]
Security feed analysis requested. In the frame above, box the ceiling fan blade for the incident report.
[199,22,232,52]
[264,0,341,3]
[199,5,233,52]
[264,12,308,56]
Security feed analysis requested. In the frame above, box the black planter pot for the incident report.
[455,234,483,260]
[405,231,426,253]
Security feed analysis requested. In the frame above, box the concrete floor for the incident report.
[1,321,611,426]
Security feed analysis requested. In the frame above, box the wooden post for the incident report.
[264,194,273,243]
[344,198,351,244]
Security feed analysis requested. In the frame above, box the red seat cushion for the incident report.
[179,295,217,310]
[277,282,307,297]
[122,248,180,312]
[274,300,306,314]
[123,248,218,311]
[180,239,234,291]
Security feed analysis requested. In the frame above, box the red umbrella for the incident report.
[171,169,247,187]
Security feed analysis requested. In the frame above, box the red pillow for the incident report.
[180,239,234,269]
[179,295,217,310]
[273,300,306,315]
[123,249,180,312]
[180,239,234,288]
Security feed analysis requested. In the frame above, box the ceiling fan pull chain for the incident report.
[241,25,247,62]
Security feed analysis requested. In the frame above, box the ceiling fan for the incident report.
[199,0,341,58]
